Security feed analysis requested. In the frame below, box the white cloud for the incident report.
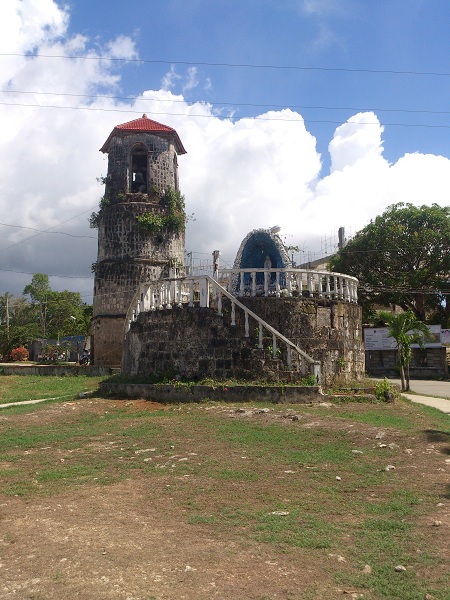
[182,67,199,93]
[106,35,139,60]
[0,0,449,300]
[161,65,181,90]
[329,112,384,172]
[162,65,201,95]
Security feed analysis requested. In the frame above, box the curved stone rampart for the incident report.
[122,297,365,386]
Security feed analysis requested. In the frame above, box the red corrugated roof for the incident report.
[100,114,186,154]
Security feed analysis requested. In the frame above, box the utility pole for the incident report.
[5,293,10,335]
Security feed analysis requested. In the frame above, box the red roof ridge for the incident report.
[100,114,186,154]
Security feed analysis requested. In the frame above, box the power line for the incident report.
[2,89,449,116]
[0,222,96,240]
[0,267,92,280]
[1,53,449,77]
[0,206,97,254]
[1,101,449,128]
[2,215,450,257]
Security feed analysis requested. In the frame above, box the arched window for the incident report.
[130,145,148,193]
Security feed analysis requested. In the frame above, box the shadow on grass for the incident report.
[424,429,450,443]
[423,430,450,499]
[424,428,450,457]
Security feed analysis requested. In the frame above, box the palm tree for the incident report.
[376,310,431,392]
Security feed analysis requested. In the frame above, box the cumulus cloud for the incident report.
[1,0,449,300]
[106,35,139,60]
[329,112,384,172]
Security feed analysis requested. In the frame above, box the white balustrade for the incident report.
[123,269,359,383]
[218,268,357,303]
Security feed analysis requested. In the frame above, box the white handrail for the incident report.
[219,267,358,303]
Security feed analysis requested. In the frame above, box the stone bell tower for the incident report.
[91,114,187,366]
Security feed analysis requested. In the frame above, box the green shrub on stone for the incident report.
[375,377,397,402]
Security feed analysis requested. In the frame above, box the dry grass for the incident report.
[0,390,449,599]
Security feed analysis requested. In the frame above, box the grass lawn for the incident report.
[0,375,449,599]
[0,374,105,404]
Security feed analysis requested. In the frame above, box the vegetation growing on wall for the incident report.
[89,191,111,229]
[136,188,186,235]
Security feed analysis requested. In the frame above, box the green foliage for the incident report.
[374,377,398,402]
[136,211,165,234]
[166,256,183,272]
[376,310,432,391]
[266,343,282,358]
[329,203,450,323]
[23,273,51,303]
[136,188,186,235]
[19,273,92,342]
[300,373,317,386]
[89,193,112,228]
[89,211,99,229]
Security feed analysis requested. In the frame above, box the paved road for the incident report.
[390,379,450,399]
[390,378,450,414]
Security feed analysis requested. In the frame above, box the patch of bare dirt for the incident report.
[0,480,341,600]
[0,398,449,599]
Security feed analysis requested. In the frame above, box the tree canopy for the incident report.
[329,203,450,324]
[0,274,92,357]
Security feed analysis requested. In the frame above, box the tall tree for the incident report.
[329,203,450,323]
[376,310,431,392]
[45,290,89,340]
[23,274,91,340]
[23,274,52,338]
[0,294,38,357]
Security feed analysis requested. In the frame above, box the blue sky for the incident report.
[66,0,450,167]
[0,0,449,301]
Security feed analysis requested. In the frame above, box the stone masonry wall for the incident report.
[97,202,184,264]
[241,298,365,385]
[91,316,124,367]
[93,202,184,319]
[92,201,184,366]
[122,298,365,386]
